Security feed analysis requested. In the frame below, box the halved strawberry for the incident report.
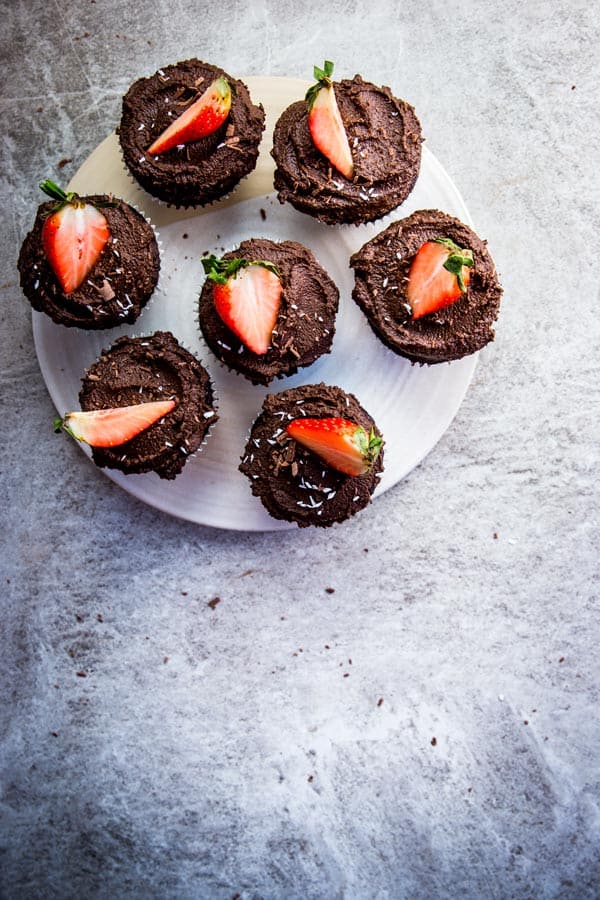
[202,254,282,355]
[286,417,383,477]
[306,61,354,180]
[54,399,177,448]
[406,237,474,319]
[147,75,231,156]
[40,180,110,295]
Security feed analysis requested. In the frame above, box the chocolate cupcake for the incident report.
[239,383,384,528]
[18,181,160,329]
[272,62,422,226]
[118,59,265,207]
[350,209,502,364]
[75,331,217,480]
[198,238,339,386]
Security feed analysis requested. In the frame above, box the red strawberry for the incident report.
[286,417,383,477]
[55,399,177,448]
[306,61,354,180]
[40,180,110,295]
[202,254,282,355]
[406,237,474,319]
[147,75,231,156]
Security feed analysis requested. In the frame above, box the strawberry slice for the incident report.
[55,399,177,448]
[406,237,474,319]
[147,75,231,156]
[202,254,282,355]
[306,61,354,180]
[286,417,383,477]
[40,180,110,295]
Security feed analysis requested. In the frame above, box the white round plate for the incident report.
[32,76,477,531]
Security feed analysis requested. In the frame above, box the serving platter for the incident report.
[32,76,477,531]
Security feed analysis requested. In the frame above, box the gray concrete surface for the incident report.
[1,1,599,897]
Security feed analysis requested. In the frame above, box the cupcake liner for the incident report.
[118,140,263,213]
[117,59,265,211]
[74,330,219,480]
[238,383,384,528]
[196,236,339,386]
[22,193,163,335]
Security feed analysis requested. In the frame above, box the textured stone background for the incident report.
[1,1,599,897]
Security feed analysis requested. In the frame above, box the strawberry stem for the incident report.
[306,60,336,109]
[434,237,474,293]
[54,415,77,440]
[39,179,118,211]
[356,426,384,469]
[40,179,76,204]
[201,254,280,285]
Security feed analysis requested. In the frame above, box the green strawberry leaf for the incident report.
[306,60,336,109]
[40,180,71,203]
[202,254,280,285]
[354,425,384,470]
[40,179,118,213]
[434,237,474,294]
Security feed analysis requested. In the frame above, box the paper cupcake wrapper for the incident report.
[119,142,262,212]
[71,329,219,479]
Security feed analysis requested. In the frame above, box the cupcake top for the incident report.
[118,58,265,207]
[198,238,339,386]
[239,383,384,528]
[350,209,502,363]
[18,182,160,329]
[78,331,217,479]
[272,63,422,225]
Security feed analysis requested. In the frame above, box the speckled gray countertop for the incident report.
[1,1,599,897]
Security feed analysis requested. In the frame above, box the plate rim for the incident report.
[32,75,478,532]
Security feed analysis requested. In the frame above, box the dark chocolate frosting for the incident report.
[79,331,217,479]
[18,196,160,329]
[119,59,265,207]
[198,238,339,385]
[350,209,502,363]
[239,383,384,527]
[272,75,422,225]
